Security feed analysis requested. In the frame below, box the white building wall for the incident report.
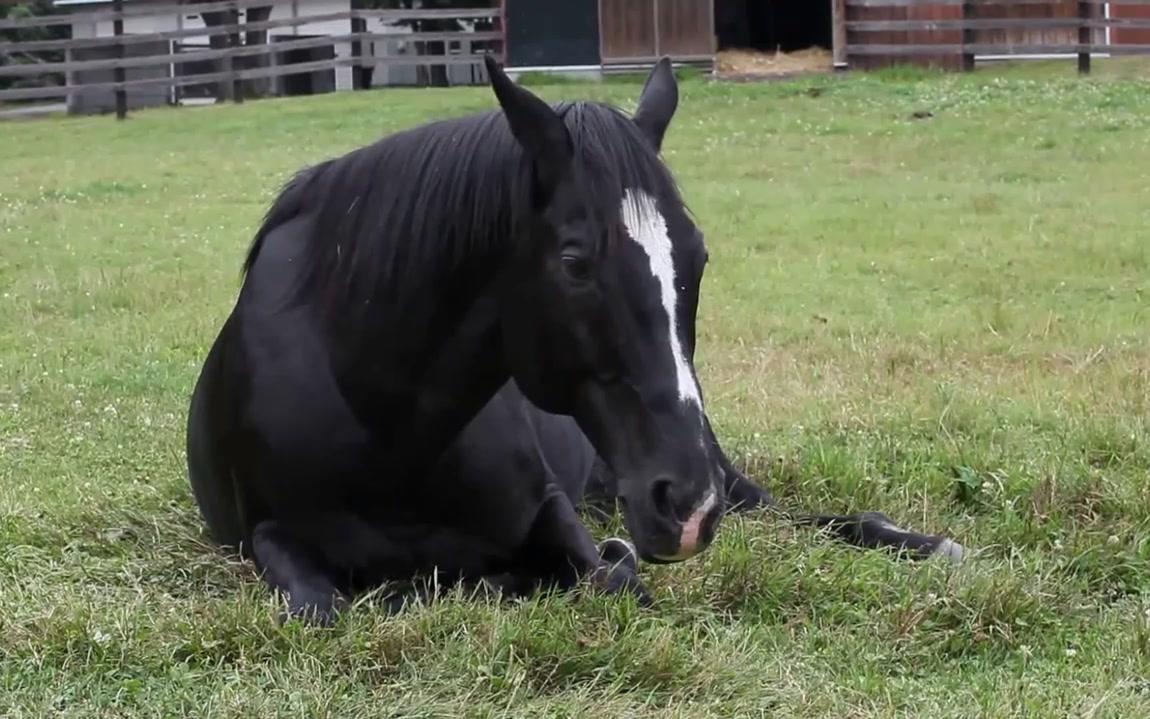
[67,0,487,92]
[96,11,182,37]
[362,18,489,87]
[86,0,352,46]
[265,0,353,90]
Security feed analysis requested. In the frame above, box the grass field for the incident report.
[2,59,1149,717]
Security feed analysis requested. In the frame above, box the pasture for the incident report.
[2,60,1149,717]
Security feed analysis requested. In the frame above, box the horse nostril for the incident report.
[650,476,676,520]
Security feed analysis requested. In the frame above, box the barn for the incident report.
[503,0,716,75]
[44,0,831,88]
[503,0,1150,76]
[49,0,724,88]
[502,0,834,75]
[37,0,720,115]
[11,0,1149,117]
[840,0,1150,71]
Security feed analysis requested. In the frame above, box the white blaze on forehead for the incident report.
[620,188,702,409]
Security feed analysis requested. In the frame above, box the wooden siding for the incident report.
[909,3,963,69]
[599,0,712,63]
[848,3,964,70]
[972,1,1103,48]
[600,0,657,60]
[656,0,713,56]
[841,1,1150,72]
[1112,2,1150,44]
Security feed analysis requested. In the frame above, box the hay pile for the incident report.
[715,47,833,78]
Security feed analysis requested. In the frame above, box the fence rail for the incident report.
[847,0,1150,6]
[0,2,503,116]
[849,17,1150,30]
[0,3,500,30]
[844,0,1150,72]
[0,30,501,77]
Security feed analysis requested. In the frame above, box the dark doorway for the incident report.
[506,0,599,67]
[715,0,832,52]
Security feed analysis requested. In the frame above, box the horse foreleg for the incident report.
[513,485,652,606]
[250,519,347,625]
[254,512,530,621]
[799,511,965,561]
[719,461,964,561]
[718,457,777,513]
[708,419,965,562]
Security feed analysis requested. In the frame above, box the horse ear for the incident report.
[484,54,572,194]
[632,57,679,152]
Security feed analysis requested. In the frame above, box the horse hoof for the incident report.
[280,588,348,627]
[931,538,966,564]
[281,601,343,627]
[598,537,639,573]
[475,573,528,600]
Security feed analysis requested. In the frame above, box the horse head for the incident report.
[484,56,723,564]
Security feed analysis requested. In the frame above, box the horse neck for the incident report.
[388,281,510,467]
[328,245,512,467]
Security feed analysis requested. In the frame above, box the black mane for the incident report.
[241,99,684,315]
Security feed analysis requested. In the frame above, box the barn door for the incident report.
[657,0,714,56]
[599,0,714,64]
[600,0,657,62]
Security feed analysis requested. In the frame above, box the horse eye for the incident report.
[561,254,592,281]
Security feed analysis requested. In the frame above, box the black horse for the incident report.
[186,56,962,624]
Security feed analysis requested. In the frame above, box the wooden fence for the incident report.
[841,0,1150,72]
[0,1,502,118]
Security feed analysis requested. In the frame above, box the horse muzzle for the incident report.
[641,488,722,563]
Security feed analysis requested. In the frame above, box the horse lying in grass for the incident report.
[186,55,963,624]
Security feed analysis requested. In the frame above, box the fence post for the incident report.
[961,0,975,72]
[832,0,847,70]
[113,0,126,119]
[231,0,243,102]
[211,13,231,102]
[1077,0,1091,74]
[332,8,354,91]
[351,15,367,89]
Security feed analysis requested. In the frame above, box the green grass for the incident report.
[3,59,1150,717]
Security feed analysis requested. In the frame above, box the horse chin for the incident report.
[624,520,702,565]
[634,542,704,565]
[645,540,709,564]
[619,487,721,565]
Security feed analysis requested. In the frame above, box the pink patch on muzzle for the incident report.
[655,490,717,561]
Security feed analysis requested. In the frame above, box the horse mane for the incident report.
[241,99,684,318]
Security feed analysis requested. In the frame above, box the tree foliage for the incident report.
[1,0,68,93]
